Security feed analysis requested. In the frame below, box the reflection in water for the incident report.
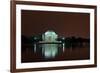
[42,44,58,58]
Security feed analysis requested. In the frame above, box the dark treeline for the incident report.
[57,36,90,48]
[21,35,90,52]
[21,35,42,52]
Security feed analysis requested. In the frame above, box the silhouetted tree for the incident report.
[65,37,71,48]
[21,35,32,52]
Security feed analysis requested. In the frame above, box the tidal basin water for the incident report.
[21,43,90,63]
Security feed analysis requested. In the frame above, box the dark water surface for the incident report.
[21,44,90,63]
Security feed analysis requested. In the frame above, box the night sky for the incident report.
[21,10,90,38]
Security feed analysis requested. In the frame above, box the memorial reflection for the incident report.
[34,30,63,58]
[21,30,90,62]
[41,30,58,58]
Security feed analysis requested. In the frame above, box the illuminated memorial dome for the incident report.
[42,30,58,42]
